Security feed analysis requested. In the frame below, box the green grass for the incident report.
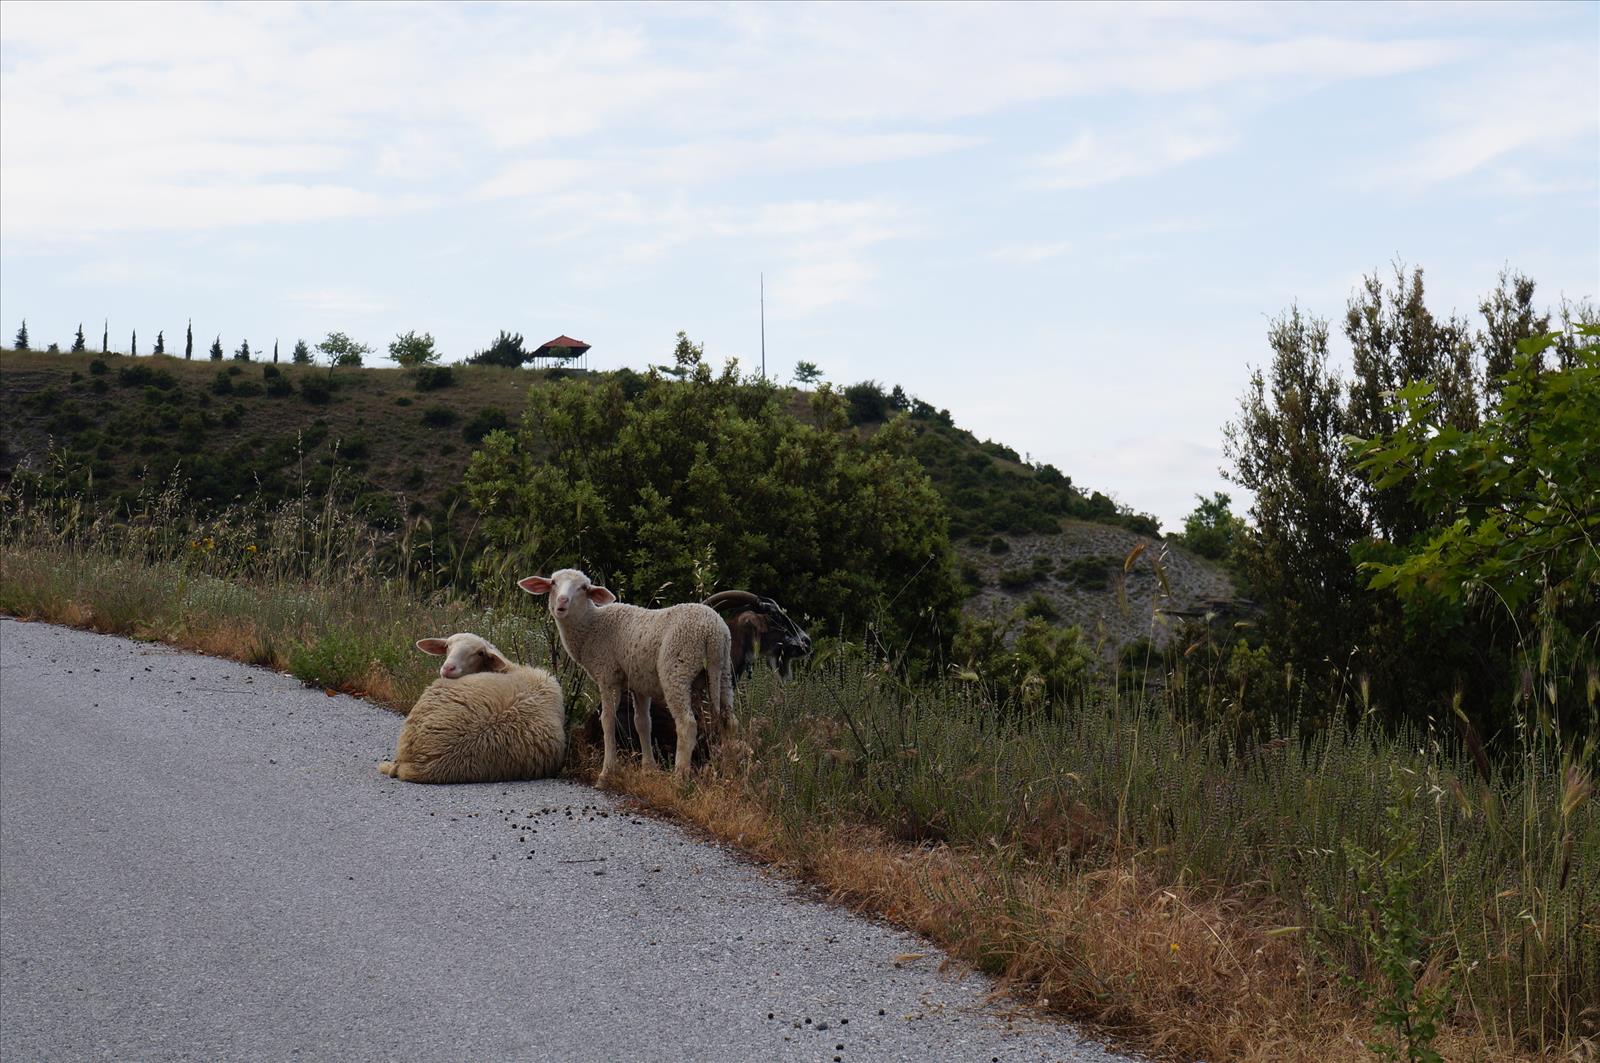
[1,479,1591,1059]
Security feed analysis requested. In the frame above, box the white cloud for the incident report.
[1032,116,1237,190]
[1374,48,1598,188]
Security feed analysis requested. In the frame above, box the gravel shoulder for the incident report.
[0,618,1132,1063]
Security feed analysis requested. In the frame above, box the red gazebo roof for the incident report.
[534,335,591,353]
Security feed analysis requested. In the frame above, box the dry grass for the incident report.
[596,755,1530,1063]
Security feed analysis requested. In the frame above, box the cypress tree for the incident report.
[72,324,86,352]
[131,330,137,356]
[102,320,108,354]
[154,331,165,355]
[185,320,193,360]
[234,338,251,361]
[209,335,224,361]
[273,339,279,364]
[13,319,28,350]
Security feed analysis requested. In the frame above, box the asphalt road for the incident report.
[0,618,1131,1063]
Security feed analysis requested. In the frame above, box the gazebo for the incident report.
[530,335,592,371]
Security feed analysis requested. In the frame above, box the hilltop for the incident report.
[0,347,1232,646]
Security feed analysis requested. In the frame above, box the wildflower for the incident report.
[1169,942,1180,954]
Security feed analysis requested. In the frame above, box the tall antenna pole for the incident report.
[760,272,766,379]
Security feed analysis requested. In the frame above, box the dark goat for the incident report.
[581,590,812,764]
[702,590,812,680]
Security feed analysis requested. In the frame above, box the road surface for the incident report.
[0,618,1130,1063]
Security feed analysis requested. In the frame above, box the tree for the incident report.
[467,330,527,367]
[234,339,251,361]
[13,320,28,350]
[272,340,279,364]
[154,331,165,355]
[72,324,86,353]
[793,361,823,385]
[1227,266,1599,738]
[1351,328,1599,734]
[130,330,137,356]
[316,331,372,368]
[1224,307,1367,698]
[185,320,193,360]
[673,331,703,371]
[465,364,963,653]
[1174,492,1247,567]
[389,330,440,367]
[291,339,312,365]
[102,320,108,354]
[209,335,225,361]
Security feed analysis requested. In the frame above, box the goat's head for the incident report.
[755,596,812,678]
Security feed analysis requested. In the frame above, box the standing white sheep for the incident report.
[518,569,733,783]
[378,633,566,784]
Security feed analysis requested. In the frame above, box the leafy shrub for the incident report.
[211,372,233,396]
[118,364,174,390]
[299,377,332,405]
[461,407,509,444]
[262,364,280,379]
[394,396,413,407]
[998,566,1037,590]
[1058,555,1113,590]
[231,380,264,398]
[421,405,459,428]
[843,380,891,425]
[988,536,1009,555]
[265,376,294,398]
[1021,592,1059,621]
[414,365,454,391]
[88,358,108,375]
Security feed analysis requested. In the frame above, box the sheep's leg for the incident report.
[665,685,697,781]
[633,693,658,771]
[597,680,623,784]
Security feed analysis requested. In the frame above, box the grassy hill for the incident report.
[0,347,1232,645]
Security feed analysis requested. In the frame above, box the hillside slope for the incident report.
[1,348,1232,646]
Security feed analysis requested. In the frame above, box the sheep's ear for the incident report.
[518,576,553,595]
[483,648,513,673]
[416,638,450,656]
[586,584,618,606]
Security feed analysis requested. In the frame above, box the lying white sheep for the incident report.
[377,633,566,784]
[518,569,733,783]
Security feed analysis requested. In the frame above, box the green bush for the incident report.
[1058,555,1113,590]
[414,365,454,391]
[299,377,332,405]
[421,405,459,428]
[461,407,508,444]
[88,358,108,376]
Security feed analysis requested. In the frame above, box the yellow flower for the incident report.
[246,544,257,554]
[1169,942,1180,953]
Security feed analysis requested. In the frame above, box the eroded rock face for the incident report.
[960,519,1239,655]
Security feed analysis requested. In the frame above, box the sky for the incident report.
[2,1,1596,531]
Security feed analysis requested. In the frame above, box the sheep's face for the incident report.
[416,632,511,679]
[518,569,617,621]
